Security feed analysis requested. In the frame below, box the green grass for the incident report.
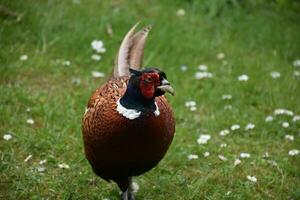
[1,0,300,199]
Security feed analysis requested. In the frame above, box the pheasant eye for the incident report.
[145,77,153,83]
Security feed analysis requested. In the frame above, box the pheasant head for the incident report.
[117,68,174,119]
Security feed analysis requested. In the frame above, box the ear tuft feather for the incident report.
[113,23,152,78]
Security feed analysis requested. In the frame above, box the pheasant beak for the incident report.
[157,78,175,96]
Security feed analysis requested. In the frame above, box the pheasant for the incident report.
[82,23,175,200]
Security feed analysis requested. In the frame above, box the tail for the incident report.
[113,22,152,78]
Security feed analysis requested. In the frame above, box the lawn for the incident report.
[1,0,300,199]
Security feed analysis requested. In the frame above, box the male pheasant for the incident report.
[82,23,175,200]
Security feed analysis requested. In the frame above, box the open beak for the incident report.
[157,78,175,96]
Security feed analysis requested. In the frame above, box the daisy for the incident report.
[270,71,281,79]
[20,54,28,61]
[219,129,230,136]
[187,154,199,160]
[288,149,299,156]
[26,118,35,125]
[203,152,210,157]
[293,59,300,67]
[180,65,187,71]
[3,134,12,141]
[91,40,106,53]
[58,163,70,169]
[91,54,101,61]
[131,182,139,193]
[282,122,289,128]
[198,64,207,71]
[265,115,273,122]
[294,71,300,76]
[238,74,249,81]
[285,135,294,141]
[197,134,211,144]
[234,158,241,166]
[274,109,293,116]
[247,175,257,183]
[292,115,300,122]
[245,123,255,130]
[92,71,105,78]
[217,53,225,60]
[231,124,240,131]
[240,153,251,158]
[194,72,213,80]
[218,155,227,161]
[176,9,185,16]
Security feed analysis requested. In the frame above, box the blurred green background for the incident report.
[1,0,300,199]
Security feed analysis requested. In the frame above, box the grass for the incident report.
[1,0,300,199]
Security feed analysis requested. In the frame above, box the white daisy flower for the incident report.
[240,152,251,158]
[231,124,240,131]
[58,163,70,169]
[91,71,105,78]
[217,53,225,60]
[219,129,230,136]
[91,54,101,61]
[220,143,227,148]
[234,158,241,166]
[203,152,210,157]
[189,106,197,112]
[187,154,199,160]
[39,159,47,165]
[274,109,293,116]
[194,72,213,80]
[185,101,196,107]
[293,59,300,67]
[3,134,12,141]
[62,60,71,66]
[37,167,46,172]
[270,71,281,79]
[265,115,273,122]
[176,9,186,16]
[91,40,106,53]
[26,118,35,125]
[263,152,269,158]
[180,65,187,71]
[24,154,32,162]
[246,175,257,183]
[20,54,28,61]
[288,149,299,156]
[285,135,294,141]
[238,74,249,81]
[222,94,232,100]
[292,115,300,122]
[282,122,289,128]
[131,182,139,193]
[198,64,207,71]
[218,155,227,161]
[197,134,211,144]
[224,105,232,110]
[245,123,255,130]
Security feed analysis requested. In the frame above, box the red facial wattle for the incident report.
[139,73,160,100]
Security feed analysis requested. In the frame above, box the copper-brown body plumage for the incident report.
[81,24,175,199]
[82,77,174,181]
